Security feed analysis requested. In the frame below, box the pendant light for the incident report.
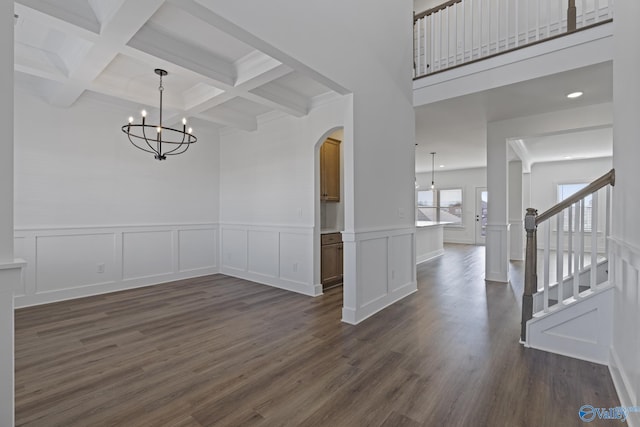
[430,152,436,190]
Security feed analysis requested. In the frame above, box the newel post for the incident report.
[521,208,538,342]
[567,0,577,32]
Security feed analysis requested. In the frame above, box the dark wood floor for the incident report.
[15,244,621,426]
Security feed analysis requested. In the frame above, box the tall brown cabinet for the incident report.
[320,137,343,290]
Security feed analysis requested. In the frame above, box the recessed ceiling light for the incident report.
[567,91,583,99]
[564,156,573,159]
[439,164,445,168]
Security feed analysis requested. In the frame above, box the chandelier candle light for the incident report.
[122,69,197,160]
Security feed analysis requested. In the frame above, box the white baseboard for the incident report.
[609,348,638,427]
[342,281,417,325]
[220,266,319,296]
[416,249,444,264]
[14,224,219,308]
[15,267,219,308]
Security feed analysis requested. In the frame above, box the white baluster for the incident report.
[590,191,598,290]
[479,0,483,56]
[513,0,520,47]
[439,9,444,69]
[453,3,458,65]
[462,0,466,62]
[496,0,500,52]
[431,12,437,71]
[608,0,612,20]
[536,0,540,40]
[445,6,450,68]
[606,185,611,256]
[573,201,580,298]
[580,196,585,270]
[595,0,600,22]
[470,0,475,59]
[546,0,551,38]
[556,211,564,304]
[487,0,491,54]
[567,204,573,275]
[524,0,529,44]
[422,15,431,74]
[544,220,551,312]
[413,19,422,77]
[505,0,509,49]
[582,0,587,27]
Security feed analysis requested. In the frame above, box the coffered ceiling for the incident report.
[13,0,339,132]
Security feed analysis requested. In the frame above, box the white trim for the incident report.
[609,347,639,427]
[14,224,219,308]
[416,248,444,264]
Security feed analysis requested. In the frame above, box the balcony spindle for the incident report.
[590,191,598,290]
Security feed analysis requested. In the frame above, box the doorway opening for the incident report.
[476,188,488,245]
[314,128,344,295]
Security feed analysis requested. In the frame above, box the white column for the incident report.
[611,0,640,413]
[0,0,13,262]
[0,2,21,425]
[509,161,524,261]
[486,123,510,282]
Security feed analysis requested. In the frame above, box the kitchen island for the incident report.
[416,221,448,264]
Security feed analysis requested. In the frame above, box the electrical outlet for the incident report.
[398,208,406,218]
[297,208,302,217]
[293,262,298,272]
[97,263,105,274]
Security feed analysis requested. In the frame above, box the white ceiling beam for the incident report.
[127,24,236,87]
[184,0,349,95]
[15,0,101,34]
[14,3,100,43]
[47,0,166,107]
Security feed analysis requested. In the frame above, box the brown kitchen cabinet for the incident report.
[321,232,343,289]
[320,138,340,202]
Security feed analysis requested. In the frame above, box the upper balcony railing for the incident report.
[413,0,613,78]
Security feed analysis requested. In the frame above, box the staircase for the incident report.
[521,169,615,364]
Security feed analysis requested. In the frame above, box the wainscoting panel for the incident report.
[221,228,248,272]
[14,224,219,307]
[12,237,27,297]
[279,232,312,285]
[220,224,316,296]
[342,227,417,324]
[179,228,217,272]
[390,233,414,292]
[37,233,117,291]
[248,230,279,278]
[123,231,173,280]
[360,238,388,306]
[608,237,640,423]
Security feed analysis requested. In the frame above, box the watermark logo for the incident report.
[579,404,640,423]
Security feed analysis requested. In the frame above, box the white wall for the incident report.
[15,91,220,227]
[416,167,487,244]
[611,1,640,421]
[530,157,612,215]
[0,1,16,425]
[530,157,612,253]
[13,90,221,306]
[203,0,416,324]
[414,0,441,13]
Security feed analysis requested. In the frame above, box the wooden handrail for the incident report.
[536,169,615,224]
[414,0,462,21]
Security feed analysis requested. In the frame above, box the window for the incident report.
[417,188,463,225]
[557,183,592,231]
